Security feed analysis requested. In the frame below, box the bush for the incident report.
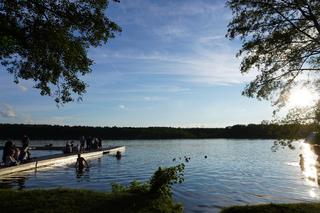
[112,163,185,198]
[149,163,185,197]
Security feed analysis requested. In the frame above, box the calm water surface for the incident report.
[0,139,319,213]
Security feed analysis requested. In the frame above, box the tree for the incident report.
[226,0,320,110]
[0,0,121,104]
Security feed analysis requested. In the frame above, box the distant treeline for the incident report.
[0,123,316,140]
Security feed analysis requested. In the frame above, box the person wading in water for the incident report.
[75,154,89,171]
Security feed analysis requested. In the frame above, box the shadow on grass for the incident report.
[0,188,182,213]
[221,203,320,213]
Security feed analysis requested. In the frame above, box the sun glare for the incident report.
[288,87,316,108]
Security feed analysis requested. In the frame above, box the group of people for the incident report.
[1,135,106,171]
[2,135,31,167]
[81,136,102,152]
[65,136,103,154]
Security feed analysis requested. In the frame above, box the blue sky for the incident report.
[0,0,274,127]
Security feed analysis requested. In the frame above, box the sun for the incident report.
[287,87,317,108]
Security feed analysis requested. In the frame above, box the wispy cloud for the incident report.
[153,24,189,41]
[18,85,28,92]
[143,96,167,101]
[91,0,244,86]
[91,47,251,85]
[115,0,224,20]
[119,104,126,109]
[0,104,16,118]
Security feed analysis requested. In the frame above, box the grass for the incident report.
[221,203,320,213]
[0,188,182,213]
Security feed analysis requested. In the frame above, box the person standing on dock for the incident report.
[97,137,102,149]
[19,135,31,161]
[80,136,85,152]
[86,136,92,151]
[75,154,89,171]
[65,141,72,153]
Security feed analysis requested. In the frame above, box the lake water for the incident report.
[0,139,320,212]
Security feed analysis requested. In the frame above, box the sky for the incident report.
[0,0,275,127]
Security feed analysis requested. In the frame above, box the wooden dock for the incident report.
[0,146,125,176]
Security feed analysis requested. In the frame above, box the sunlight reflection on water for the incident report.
[301,143,318,187]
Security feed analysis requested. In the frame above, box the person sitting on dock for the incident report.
[13,145,20,161]
[75,154,89,171]
[2,140,14,164]
[5,150,19,166]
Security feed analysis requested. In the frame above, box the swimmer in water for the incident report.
[75,154,89,171]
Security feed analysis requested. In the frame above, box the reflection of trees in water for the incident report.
[0,176,27,190]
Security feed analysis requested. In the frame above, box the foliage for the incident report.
[0,0,121,104]
[110,164,185,212]
[112,180,149,194]
[270,101,320,149]
[0,123,315,140]
[149,163,185,197]
[226,0,320,108]
[112,164,185,198]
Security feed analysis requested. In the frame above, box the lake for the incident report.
[0,139,319,213]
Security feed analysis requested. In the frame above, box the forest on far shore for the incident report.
[0,123,315,140]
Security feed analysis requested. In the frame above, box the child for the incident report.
[75,154,89,171]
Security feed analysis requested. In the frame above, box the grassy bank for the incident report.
[221,203,320,213]
[0,188,182,213]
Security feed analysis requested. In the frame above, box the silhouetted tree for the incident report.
[0,0,121,103]
[226,0,320,108]
[0,123,313,140]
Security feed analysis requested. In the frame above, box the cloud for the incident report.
[18,85,28,92]
[143,96,167,101]
[0,104,16,118]
[91,0,250,87]
[119,104,126,109]
[153,24,189,41]
[91,48,252,85]
[116,0,224,20]
[197,35,225,45]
